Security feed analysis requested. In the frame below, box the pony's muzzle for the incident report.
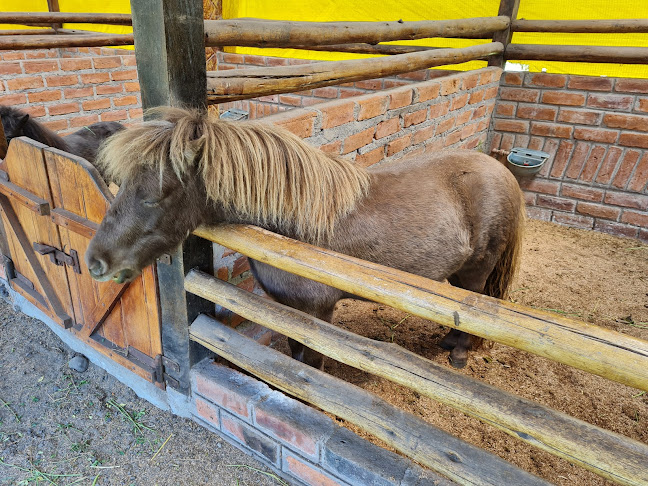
[87,256,108,280]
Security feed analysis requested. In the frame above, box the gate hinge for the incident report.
[126,346,181,389]
[33,242,81,274]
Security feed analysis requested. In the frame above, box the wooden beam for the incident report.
[286,43,442,55]
[0,28,57,36]
[193,225,648,393]
[513,19,648,33]
[205,17,509,48]
[0,12,132,25]
[186,272,648,486]
[505,44,648,64]
[207,42,502,103]
[0,33,134,50]
[190,313,550,486]
[46,0,62,32]
[130,0,212,394]
[488,0,520,67]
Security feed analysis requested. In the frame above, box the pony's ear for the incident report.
[184,136,205,163]
[17,114,29,129]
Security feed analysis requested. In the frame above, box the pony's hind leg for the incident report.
[288,307,334,370]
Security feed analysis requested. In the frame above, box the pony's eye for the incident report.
[142,199,160,208]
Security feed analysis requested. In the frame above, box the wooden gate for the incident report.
[0,137,165,386]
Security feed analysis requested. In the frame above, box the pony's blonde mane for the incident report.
[97,107,371,243]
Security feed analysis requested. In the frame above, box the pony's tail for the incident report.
[483,190,526,300]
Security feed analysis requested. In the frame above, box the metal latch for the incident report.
[33,242,81,274]
[126,346,181,389]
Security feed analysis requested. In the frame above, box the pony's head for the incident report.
[0,105,31,143]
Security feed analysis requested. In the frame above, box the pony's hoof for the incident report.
[449,356,467,368]
[439,332,459,350]
[449,348,468,368]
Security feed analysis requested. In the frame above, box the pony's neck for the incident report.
[23,119,68,151]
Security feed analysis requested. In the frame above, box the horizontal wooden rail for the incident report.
[0,28,57,36]
[204,17,509,48]
[0,33,134,50]
[286,43,442,55]
[207,42,501,103]
[505,44,648,64]
[194,224,648,392]
[186,271,648,486]
[0,178,50,215]
[513,19,648,33]
[190,313,550,486]
[0,12,132,26]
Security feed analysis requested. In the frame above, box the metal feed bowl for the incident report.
[506,147,549,177]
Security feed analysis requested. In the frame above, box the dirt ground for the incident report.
[319,219,648,486]
[1,219,646,486]
[0,299,283,485]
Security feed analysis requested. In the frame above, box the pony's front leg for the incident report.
[288,307,334,370]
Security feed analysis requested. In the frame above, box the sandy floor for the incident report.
[317,219,648,485]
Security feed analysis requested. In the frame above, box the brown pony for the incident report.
[86,107,525,368]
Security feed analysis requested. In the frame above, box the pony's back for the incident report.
[0,105,67,150]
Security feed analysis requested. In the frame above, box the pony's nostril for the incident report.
[87,257,107,277]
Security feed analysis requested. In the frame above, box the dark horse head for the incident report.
[0,105,65,148]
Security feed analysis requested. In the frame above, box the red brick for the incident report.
[460,122,479,140]
[42,119,68,131]
[63,87,93,99]
[122,55,137,67]
[580,145,606,182]
[398,70,427,81]
[640,229,648,243]
[553,213,594,229]
[83,98,111,110]
[604,191,648,210]
[456,109,473,126]
[320,101,355,128]
[272,111,316,139]
[319,140,341,155]
[221,414,277,463]
[561,183,604,202]
[278,94,302,107]
[540,139,560,177]
[114,96,138,107]
[312,87,339,99]
[27,91,60,103]
[537,194,576,212]
[412,125,436,145]
[471,104,487,120]
[619,132,648,149]
[236,277,255,293]
[0,62,22,75]
[461,73,480,90]
[195,396,220,427]
[375,118,399,139]
[595,147,623,184]
[435,117,456,136]
[124,82,140,94]
[387,134,411,156]
[45,74,78,87]
[48,103,79,116]
[266,57,289,67]
[549,140,575,178]
[388,89,413,109]
[527,73,566,88]
[22,60,58,74]
[101,110,128,122]
[443,129,462,147]
[565,142,591,179]
[574,127,617,143]
[567,76,613,91]
[284,454,344,486]
[439,77,460,96]
[92,56,121,70]
[69,114,100,128]
[557,108,601,125]
[428,100,450,119]
[0,93,27,105]
[111,69,138,81]
[576,201,620,220]
[343,127,375,154]
[503,72,523,86]
[77,72,107,85]
[530,122,571,139]
[493,119,529,134]
[357,96,388,121]
[222,53,244,64]
[450,93,469,111]
[244,55,267,66]
[516,105,557,121]
[495,102,516,117]
[636,98,648,113]
[60,58,92,71]
[1,52,25,61]
[519,178,561,195]
[25,50,48,59]
[621,210,648,227]
[587,94,633,111]
[611,150,641,189]
[500,87,540,103]
[129,107,143,119]
[465,89,483,105]
[528,136,544,150]
[615,78,648,94]
[595,221,639,238]
[7,76,45,90]
[403,108,427,127]
[355,79,382,90]
[96,85,123,95]
[413,84,438,103]
[604,113,648,132]
[542,91,586,106]
[355,146,384,168]
[628,154,648,192]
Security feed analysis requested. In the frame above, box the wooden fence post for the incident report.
[130,0,212,394]
[489,0,520,67]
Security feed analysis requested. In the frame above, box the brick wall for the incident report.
[490,72,648,242]
[212,66,502,331]
[191,359,449,486]
[0,48,142,134]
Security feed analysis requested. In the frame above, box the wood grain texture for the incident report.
[488,0,520,67]
[0,33,134,50]
[193,224,648,393]
[513,19,648,33]
[207,43,503,103]
[0,12,132,25]
[505,44,648,64]
[190,313,549,486]
[186,270,648,486]
[204,17,509,47]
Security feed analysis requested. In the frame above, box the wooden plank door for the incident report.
[0,138,75,327]
[42,148,164,385]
